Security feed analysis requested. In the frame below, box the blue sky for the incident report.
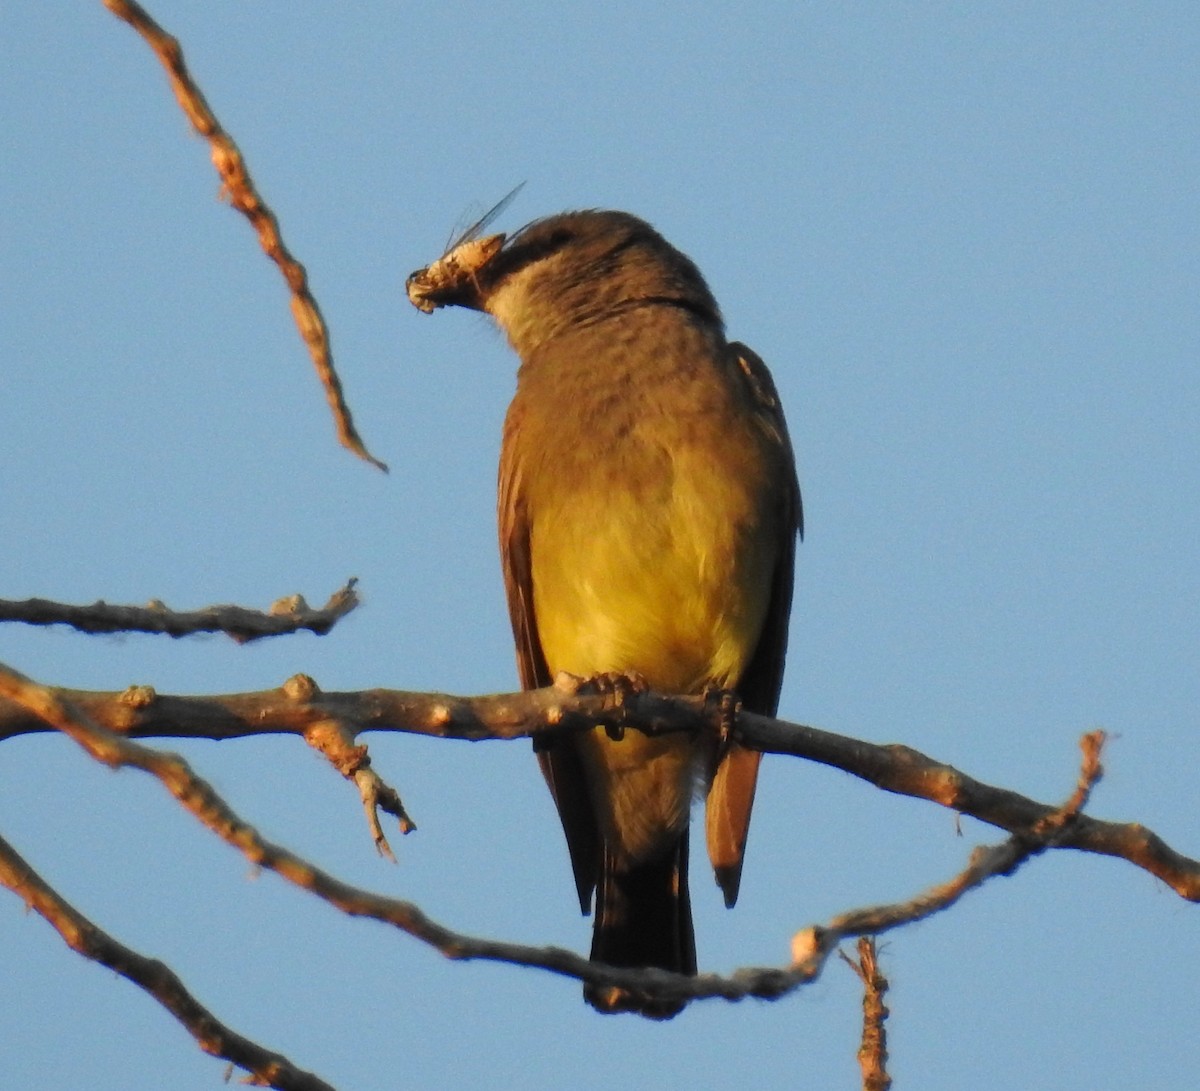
[2,3,1197,1088]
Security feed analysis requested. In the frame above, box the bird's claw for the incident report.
[569,671,649,741]
[703,686,741,755]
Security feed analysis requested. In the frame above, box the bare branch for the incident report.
[100,0,386,471]
[0,832,335,1091]
[2,677,1195,901]
[0,661,793,1011]
[840,937,891,1091]
[0,663,1181,1021]
[735,712,1197,900]
[298,676,416,861]
[788,729,1111,1024]
[0,580,359,642]
[808,731,1107,943]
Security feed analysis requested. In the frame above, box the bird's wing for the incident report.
[706,340,803,907]
[498,406,600,914]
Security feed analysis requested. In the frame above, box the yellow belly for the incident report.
[530,464,775,864]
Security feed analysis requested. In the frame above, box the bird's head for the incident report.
[406,210,722,354]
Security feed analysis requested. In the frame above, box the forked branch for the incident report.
[0,661,1118,1019]
[1,675,1195,901]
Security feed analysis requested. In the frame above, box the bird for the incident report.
[406,209,801,1018]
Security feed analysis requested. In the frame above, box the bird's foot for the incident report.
[554,670,648,741]
[702,686,741,755]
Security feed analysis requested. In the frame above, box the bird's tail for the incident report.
[585,833,696,1019]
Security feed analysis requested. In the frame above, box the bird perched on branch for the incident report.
[407,207,801,1018]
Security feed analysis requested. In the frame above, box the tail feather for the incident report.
[584,833,695,1019]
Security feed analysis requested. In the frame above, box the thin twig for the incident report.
[0,831,335,1091]
[101,0,386,471]
[790,731,1111,1000]
[0,580,359,642]
[839,938,891,1091]
[298,675,416,861]
[833,731,1106,930]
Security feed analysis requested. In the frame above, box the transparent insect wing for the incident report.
[442,182,525,255]
[408,184,523,313]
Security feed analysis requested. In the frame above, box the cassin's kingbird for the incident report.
[407,210,801,1018]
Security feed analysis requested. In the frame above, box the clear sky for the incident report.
[2,3,1197,1089]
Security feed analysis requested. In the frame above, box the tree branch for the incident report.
[0,663,1110,1019]
[100,0,386,471]
[299,676,417,862]
[2,674,1195,901]
[840,937,891,1091]
[0,580,359,642]
[0,831,335,1091]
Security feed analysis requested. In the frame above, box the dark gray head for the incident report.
[406,210,723,354]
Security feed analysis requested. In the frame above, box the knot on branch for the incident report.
[120,685,157,709]
[270,594,310,616]
[284,674,320,702]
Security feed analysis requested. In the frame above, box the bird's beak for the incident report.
[405,232,507,314]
